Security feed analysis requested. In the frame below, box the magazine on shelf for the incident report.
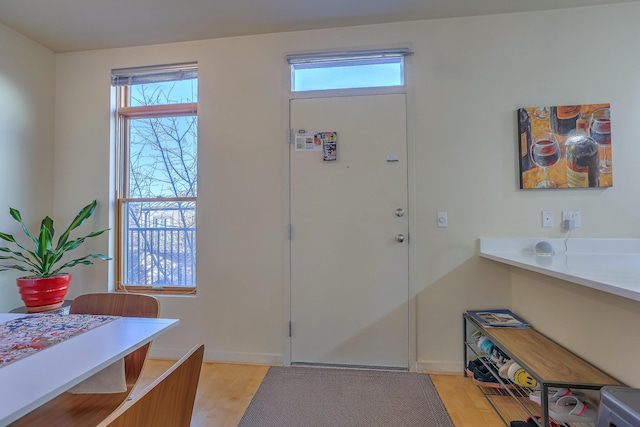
[466,309,530,328]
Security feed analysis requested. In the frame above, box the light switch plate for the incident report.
[437,211,448,228]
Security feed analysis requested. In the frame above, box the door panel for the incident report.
[290,94,409,369]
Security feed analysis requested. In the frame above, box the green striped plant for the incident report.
[0,200,111,278]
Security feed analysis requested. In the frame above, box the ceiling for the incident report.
[0,0,635,53]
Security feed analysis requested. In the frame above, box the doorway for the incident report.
[289,93,409,369]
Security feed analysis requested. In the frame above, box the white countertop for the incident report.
[479,238,640,302]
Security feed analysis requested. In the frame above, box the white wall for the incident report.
[4,1,640,386]
[0,25,55,310]
[407,4,640,386]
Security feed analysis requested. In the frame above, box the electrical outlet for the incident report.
[562,211,581,228]
[542,211,553,227]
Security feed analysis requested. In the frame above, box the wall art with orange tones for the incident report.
[518,104,612,189]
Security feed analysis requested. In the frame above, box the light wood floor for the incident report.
[137,360,504,427]
[430,373,504,427]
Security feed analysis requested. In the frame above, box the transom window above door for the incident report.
[287,48,412,92]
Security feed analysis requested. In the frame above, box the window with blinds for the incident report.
[112,62,198,293]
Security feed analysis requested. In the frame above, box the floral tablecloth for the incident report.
[0,313,117,367]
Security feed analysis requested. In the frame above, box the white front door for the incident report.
[290,93,409,369]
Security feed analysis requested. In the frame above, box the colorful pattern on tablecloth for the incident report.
[0,313,117,367]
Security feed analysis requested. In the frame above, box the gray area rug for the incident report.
[238,366,455,427]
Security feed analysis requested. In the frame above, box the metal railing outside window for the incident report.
[123,202,195,288]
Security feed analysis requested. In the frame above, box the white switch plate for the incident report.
[562,211,581,228]
[542,211,553,228]
[437,211,448,228]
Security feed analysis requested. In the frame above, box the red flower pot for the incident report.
[16,273,72,313]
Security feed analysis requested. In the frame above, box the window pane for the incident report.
[128,79,198,106]
[122,200,196,288]
[292,58,403,92]
[128,115,197,199]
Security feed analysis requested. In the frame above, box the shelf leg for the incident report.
[540,383,549,427]
[463,315,468,377]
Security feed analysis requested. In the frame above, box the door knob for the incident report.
[395,234,405,243]
[395,208,405,217]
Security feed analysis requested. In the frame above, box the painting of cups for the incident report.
[518,103,612,189]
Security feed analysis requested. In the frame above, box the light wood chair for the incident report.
[10,293,160,427]
[97,344,204,427]
[69,293,160,390]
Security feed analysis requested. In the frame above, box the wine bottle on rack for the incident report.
[550,105,581,135]
[518,108,533,172]
[566,119,599,187]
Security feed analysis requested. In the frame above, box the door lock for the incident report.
[395,208,405,217]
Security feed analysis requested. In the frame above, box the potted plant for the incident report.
[0,200,111,312]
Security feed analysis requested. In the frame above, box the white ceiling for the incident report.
[0,0,636,53]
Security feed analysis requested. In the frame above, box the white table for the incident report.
[0,313,179,426]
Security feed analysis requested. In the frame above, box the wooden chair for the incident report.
[10,293,160,426]
[97,344,204,427]
[69,293,160,390]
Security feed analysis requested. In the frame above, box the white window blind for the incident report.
[111,62,198,86]
[286,48,413,64]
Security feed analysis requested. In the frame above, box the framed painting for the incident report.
[518,103,612,189]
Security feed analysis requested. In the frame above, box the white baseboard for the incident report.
[415,360,463,374]
[150,347,283,365]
